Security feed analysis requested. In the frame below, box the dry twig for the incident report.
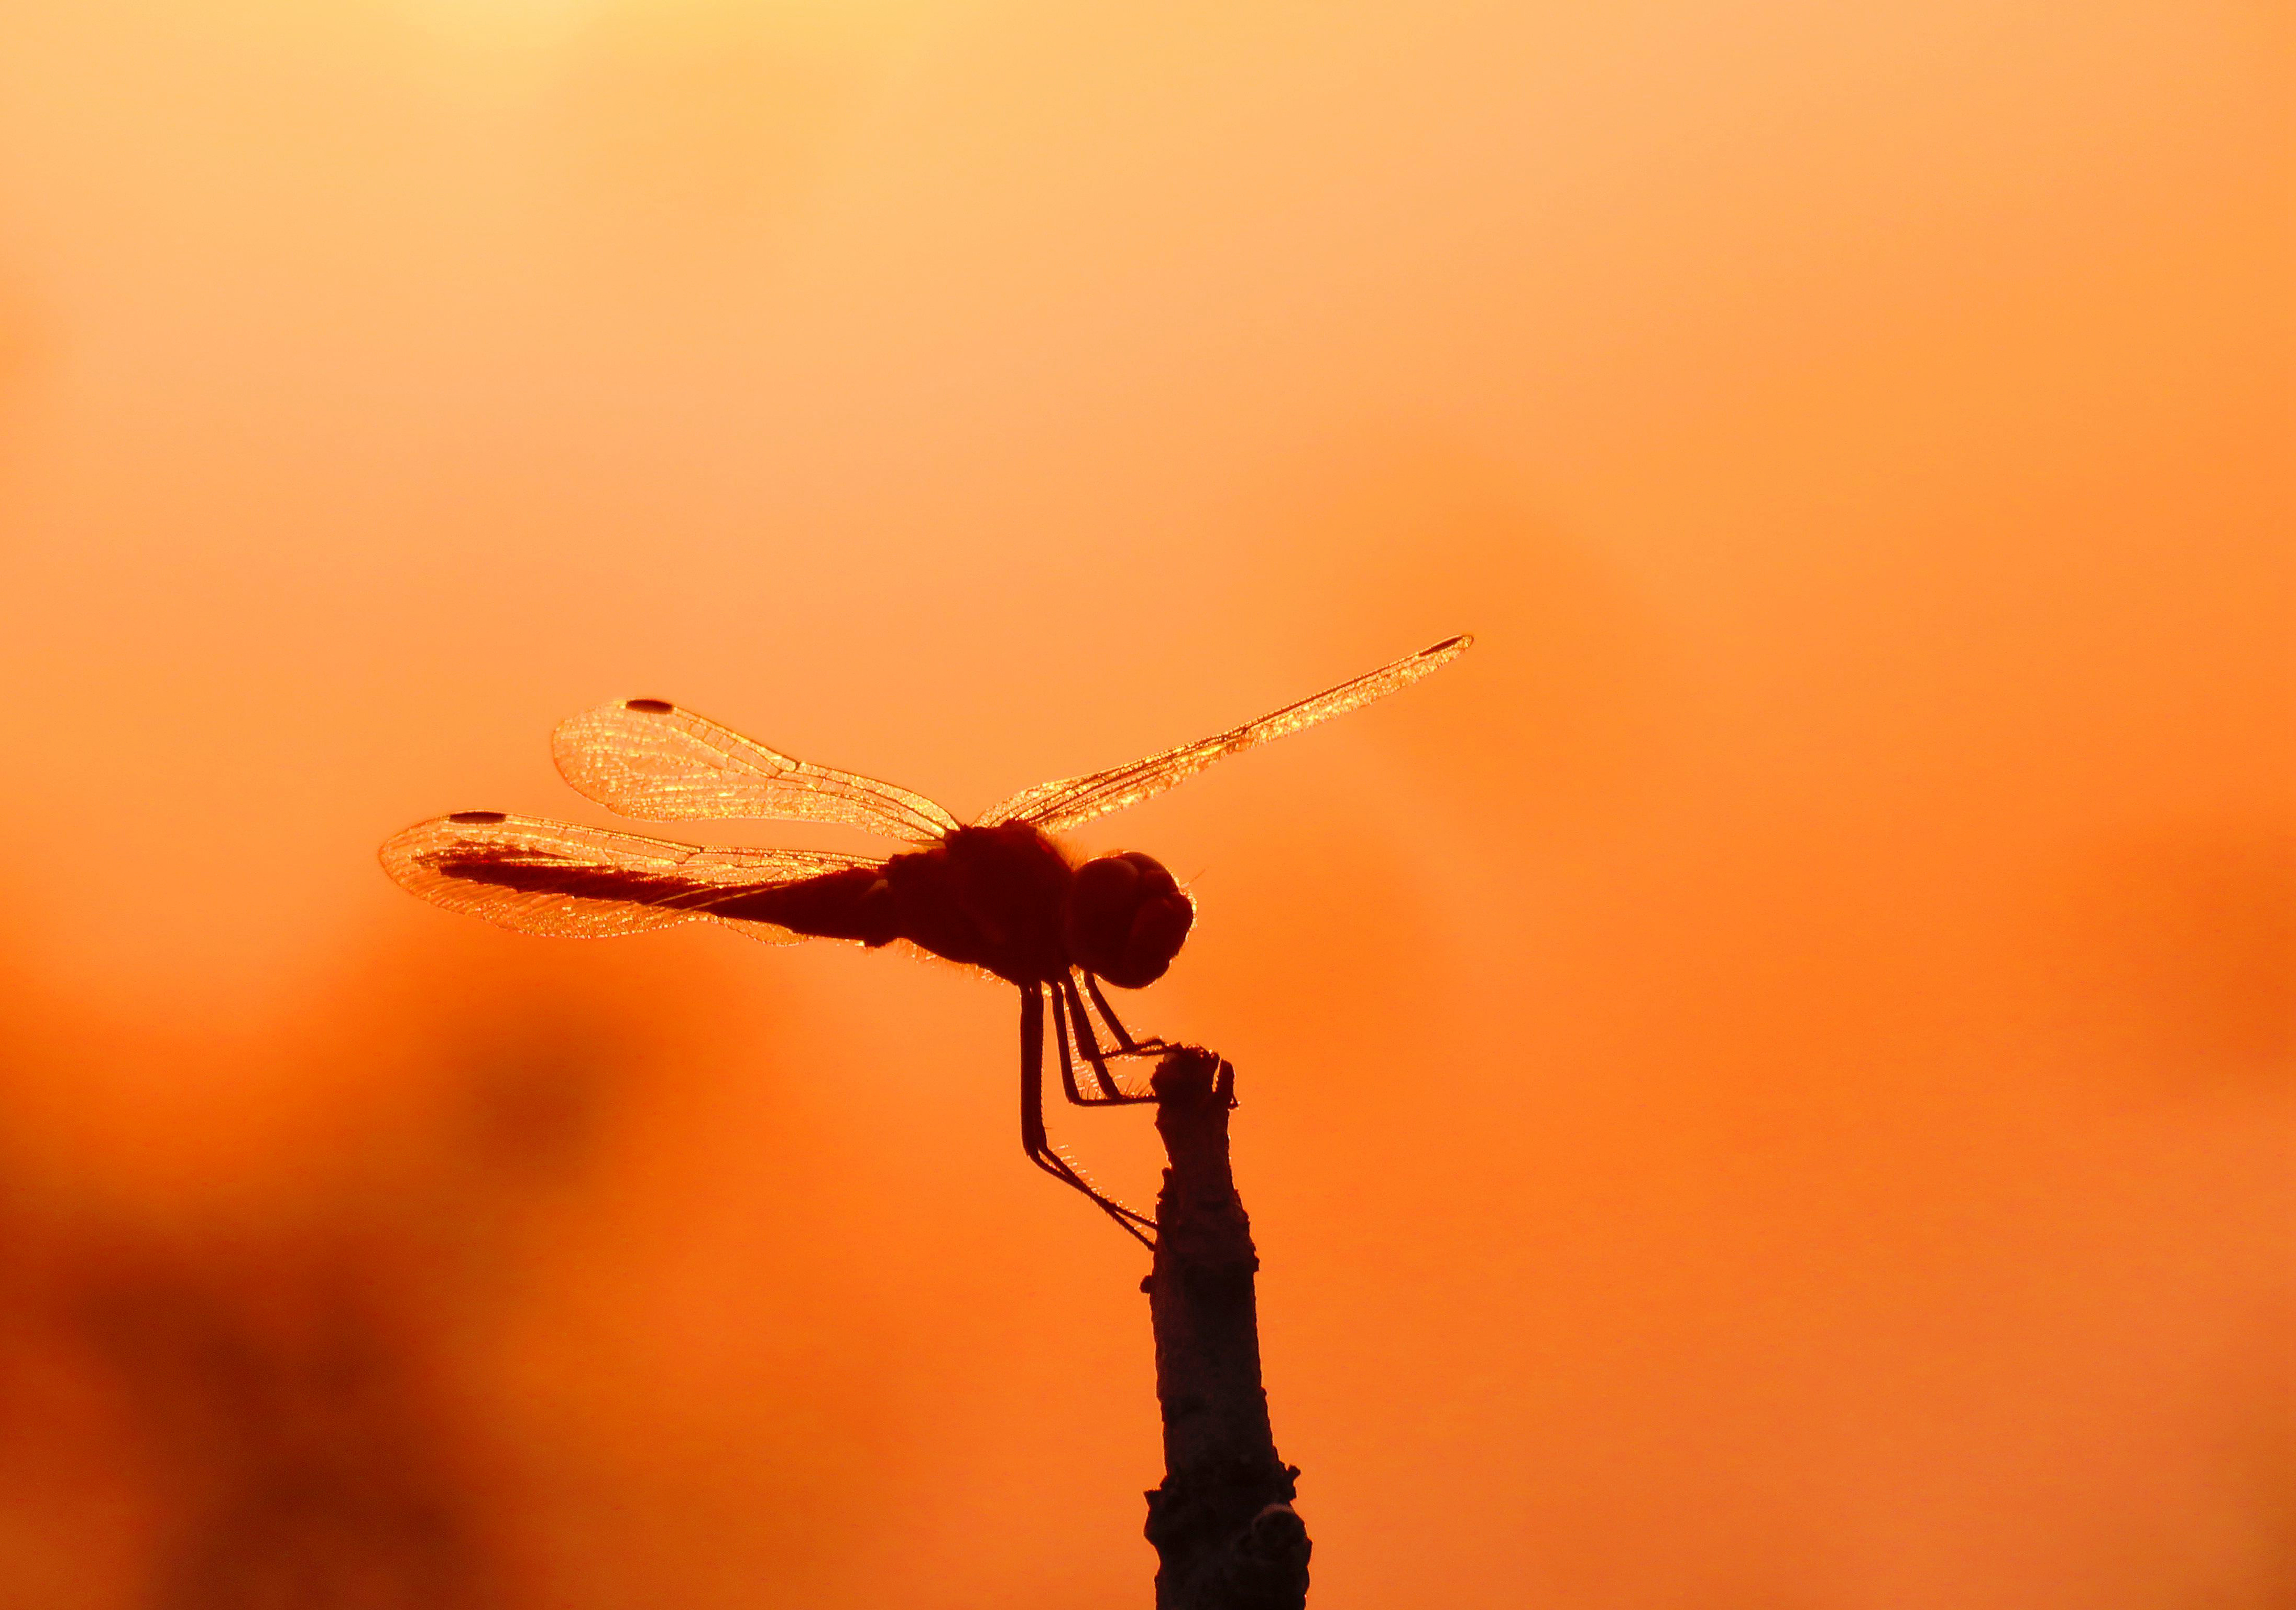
[1142,1047,1311,1610]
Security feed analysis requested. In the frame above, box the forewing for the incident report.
[379,811,872,944]
[552,699,961,844]
[982,635,1473,833]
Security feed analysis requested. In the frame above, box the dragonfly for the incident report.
[380,635,1472,1246]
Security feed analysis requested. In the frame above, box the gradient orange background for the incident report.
[0,2,2288,1605]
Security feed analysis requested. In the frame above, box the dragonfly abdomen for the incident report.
[712,864,902,946]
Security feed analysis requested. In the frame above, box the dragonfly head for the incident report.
[1065,851,1194,988]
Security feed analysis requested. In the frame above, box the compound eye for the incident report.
[1121,852,1177,897]
[1074,854,1142,908]
[1066,852,1190,987]
[1123,895,1193,984]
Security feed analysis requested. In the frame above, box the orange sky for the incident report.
[0,2,2287,1605]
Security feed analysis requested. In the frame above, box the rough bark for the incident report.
[1142,1048,1310,1610]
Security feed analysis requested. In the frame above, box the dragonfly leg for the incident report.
[1020,985,1156,1244]
[1085,972,1168,1058]
[1061,974,1156,1105]
[1051,974,1094,1105]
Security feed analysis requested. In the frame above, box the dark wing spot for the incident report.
[448,810,508,824]
[625,698,675,714]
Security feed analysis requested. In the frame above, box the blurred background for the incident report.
[0,1,2287,1604]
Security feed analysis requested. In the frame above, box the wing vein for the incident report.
[378,812,874,943]
[981,635,1472,833]
[553,701,959,844]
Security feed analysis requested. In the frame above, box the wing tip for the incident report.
[1427,632,1474,657]
[379,809,530,884]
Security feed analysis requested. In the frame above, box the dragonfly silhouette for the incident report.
[381,635,1471,1245]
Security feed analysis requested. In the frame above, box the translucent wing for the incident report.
[981,635,1473,834]
[552,699,961,845]
[379,811,874,944]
